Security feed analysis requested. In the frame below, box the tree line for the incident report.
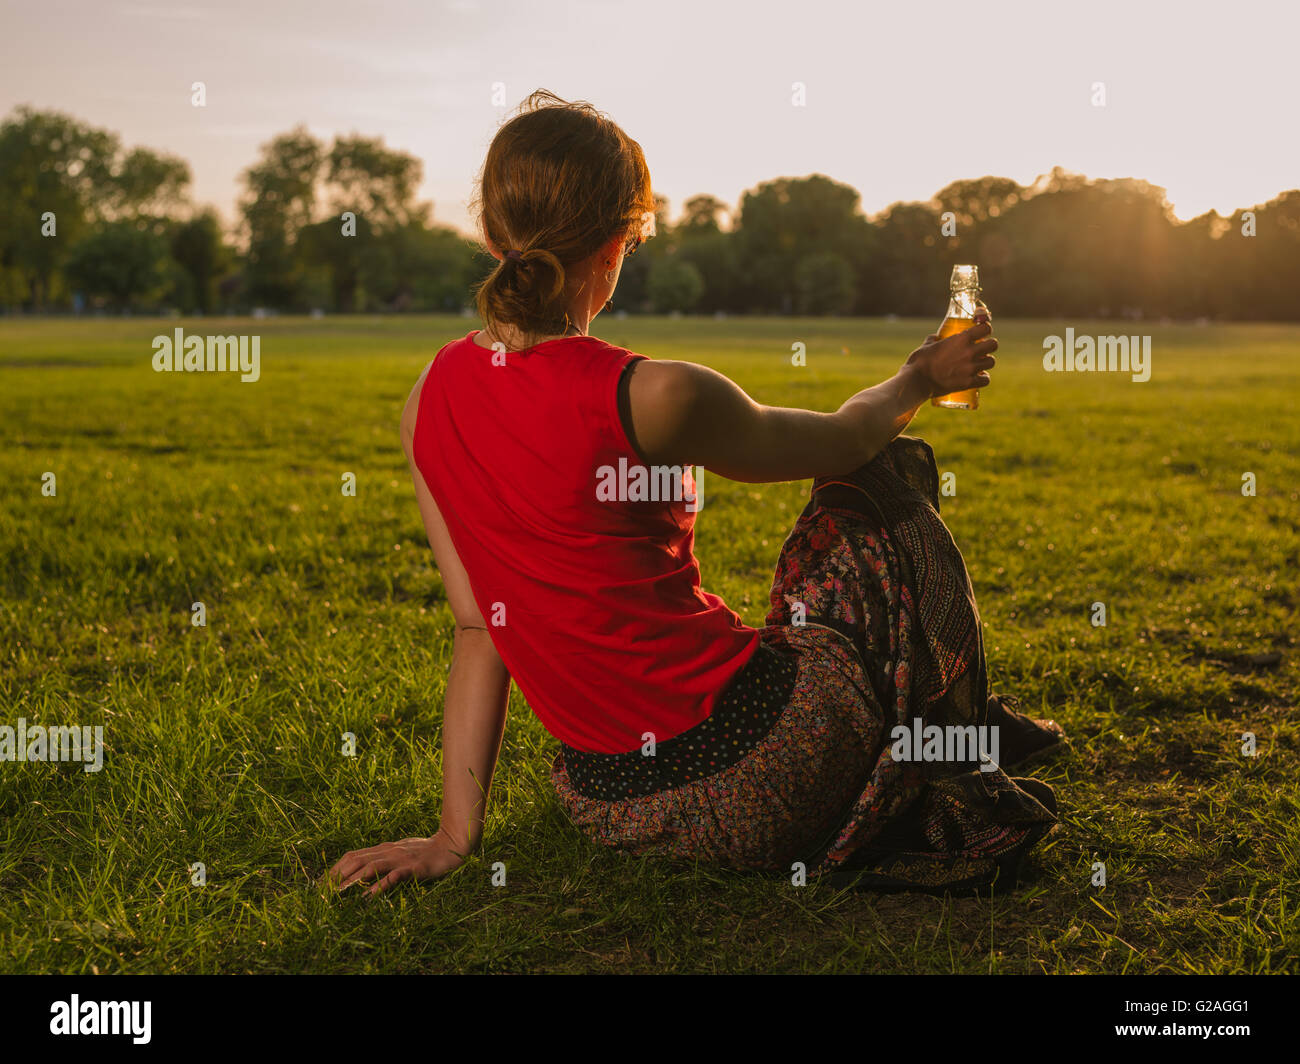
[2,106,1296,320]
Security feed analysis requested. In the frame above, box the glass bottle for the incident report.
[931,264,986,410]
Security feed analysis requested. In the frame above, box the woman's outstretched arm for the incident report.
[327,365,510,896]
[623,318,996,482]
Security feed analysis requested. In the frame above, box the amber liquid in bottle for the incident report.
[931,265,983,410]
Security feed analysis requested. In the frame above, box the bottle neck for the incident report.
[949,287,981,317]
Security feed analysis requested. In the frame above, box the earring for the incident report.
[603,300,613,311]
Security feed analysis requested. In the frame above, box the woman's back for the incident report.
[412,330,760,754]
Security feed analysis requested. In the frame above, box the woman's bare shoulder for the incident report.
[401,360,436,453]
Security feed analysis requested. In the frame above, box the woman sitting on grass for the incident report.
[328,89,1066,896]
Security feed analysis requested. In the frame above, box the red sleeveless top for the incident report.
[411,331,760,754]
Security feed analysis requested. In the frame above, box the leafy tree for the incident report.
[647,257,704,313]
[676,228,739,314]
[678,194,729,235]
[167,209,230,313]
[864,202,946,316]
[794,251,855,315]
[296,212,369,311]
[0,109,197,310]
[1228,190,1300,320]
[240,127,324,307]
[0,108,116,308]
[327,135,428,228]
[64,221,169,309]
[733,175,872,312]
[103,147,191,220]
[932,176,1025,229]
[4,105,1299,321]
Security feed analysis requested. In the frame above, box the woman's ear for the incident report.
[602,232,626,268]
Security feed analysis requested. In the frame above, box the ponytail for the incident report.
[474,245,568,338]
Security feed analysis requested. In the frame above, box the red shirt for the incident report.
[412,331,760,753]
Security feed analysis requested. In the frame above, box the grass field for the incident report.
[1,313,1297,974]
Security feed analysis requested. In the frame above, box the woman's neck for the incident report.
[478,318,586,351]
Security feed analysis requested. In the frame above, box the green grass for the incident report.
[0,312,1297,973]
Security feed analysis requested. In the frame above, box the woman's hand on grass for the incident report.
[326,828,468,896]
[906,311,997,397]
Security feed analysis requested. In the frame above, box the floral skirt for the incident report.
[550,437,1058,891]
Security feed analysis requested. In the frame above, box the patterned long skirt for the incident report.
[550,436,1058,891]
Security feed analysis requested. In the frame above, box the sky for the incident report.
[1,0,1296,236]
